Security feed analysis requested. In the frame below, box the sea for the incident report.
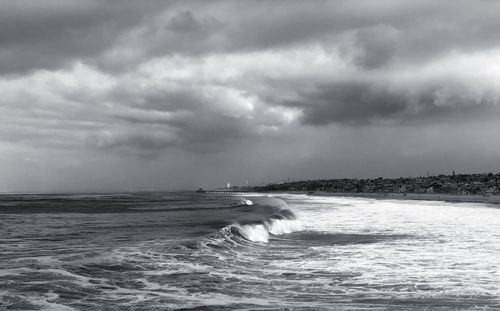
[1,192,499,310]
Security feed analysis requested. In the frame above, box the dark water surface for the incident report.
[1,192,499,310]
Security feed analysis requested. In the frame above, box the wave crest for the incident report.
[235,218,303,242]
[222,206,303,243]
[239,199,254,206]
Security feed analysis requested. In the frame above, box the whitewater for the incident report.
[1,192,499,310]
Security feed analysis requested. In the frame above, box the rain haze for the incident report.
[2,0,500,192]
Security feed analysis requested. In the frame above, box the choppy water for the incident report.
[1,192,499,310]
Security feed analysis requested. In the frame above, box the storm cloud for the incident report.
[1,0,500,191]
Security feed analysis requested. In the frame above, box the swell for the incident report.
[208,197,304,243]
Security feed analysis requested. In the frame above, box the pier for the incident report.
[196,189,252,194]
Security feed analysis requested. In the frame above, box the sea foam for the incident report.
[231,217,303,243]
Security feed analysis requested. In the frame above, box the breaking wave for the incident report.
[243,199,253,206]
[232,218,303,243]
[215,197,303,243]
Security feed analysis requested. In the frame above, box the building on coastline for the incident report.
[255,172,500,196]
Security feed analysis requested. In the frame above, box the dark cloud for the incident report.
[284,79,500,126]
[286,82,407,125]
[168,11,203,33]
[0,0,170,74]
[351,24,400,69]
[94,108,259,156]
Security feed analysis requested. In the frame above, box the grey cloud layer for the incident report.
[2,0,500,156]
[6,1,500,71]
[0,0,170,74]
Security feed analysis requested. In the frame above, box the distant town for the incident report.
[253,172,500,196]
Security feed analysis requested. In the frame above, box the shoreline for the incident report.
[269,191,500,205]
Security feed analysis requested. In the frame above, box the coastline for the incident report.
[271,191,500,205]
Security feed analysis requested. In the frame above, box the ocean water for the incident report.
[1,192,499,310]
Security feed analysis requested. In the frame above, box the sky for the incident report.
[2,0,500,192]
